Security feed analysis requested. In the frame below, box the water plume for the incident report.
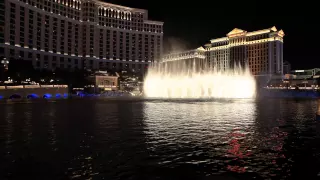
[143,59,256,99]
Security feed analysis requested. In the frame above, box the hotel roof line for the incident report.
[91,0,163,25]
[144,20,164,25]
[209,26,284,43]
[162,47,205,57]
[91,0,147,13]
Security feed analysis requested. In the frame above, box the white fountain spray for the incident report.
[143,59,256,99]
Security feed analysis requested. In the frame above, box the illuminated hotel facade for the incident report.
[161,47,206,72]
[162,26,284,76]
[0,0,163,72]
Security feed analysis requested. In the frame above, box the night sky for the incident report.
[105,0,319,69]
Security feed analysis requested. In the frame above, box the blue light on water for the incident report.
[27,94,39,99]
[0,95,3,99]
[63,93,68,98]
[10,94,22,99]
[43,93,52,99]
[56,94,62,98]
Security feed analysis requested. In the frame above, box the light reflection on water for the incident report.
[0,99,319,179]
[143,100,259,175]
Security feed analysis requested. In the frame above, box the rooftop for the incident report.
[91,0,147,13]
[210,26,284,43]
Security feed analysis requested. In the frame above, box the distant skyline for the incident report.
[105,0,319,69]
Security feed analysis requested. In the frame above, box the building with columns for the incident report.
[0,0,163,73]
[205,26,284,75]
[161,47,206,73]
[162,27,284,76]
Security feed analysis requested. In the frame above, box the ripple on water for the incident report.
[0,99,319,179]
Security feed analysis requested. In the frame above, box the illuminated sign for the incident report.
[295,70,304,72]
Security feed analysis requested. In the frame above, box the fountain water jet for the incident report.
[143,59,256,99]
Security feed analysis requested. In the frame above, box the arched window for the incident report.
[113,10,116,18]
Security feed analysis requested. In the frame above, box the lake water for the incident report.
[0,98,320,179]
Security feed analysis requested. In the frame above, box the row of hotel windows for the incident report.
[86,4,146,22]
[98,18,162,32]
[82,4,95,21]
[0,1,4,44]
[9,4,162,40]
[20,0,81,10]
[31,60,148,70]
[97,30,160,60]
[211,41,228,47]
[217,34,270,44]
[7,41,160,62]
[163,51,205,59]
[18,0,146,23]
[10,1,163,33]
[209,44,271,52]
[209,44,270,53]
[98,8,146,22]
[210,55,269,61]
[8,4,80,49]
[8,12,161,60]
[248,43,269,49]
[210,37,276,48]
[246,34,269,41]
[6,48,149,69]
[207,63,270,74]
[13,1,81,20]
[209,59,268,66]
[207,57,270,69]
[210,52,270,57]
[98,8,132,20]
[32,60,148,70]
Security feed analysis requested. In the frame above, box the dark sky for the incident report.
[105,0,319,69]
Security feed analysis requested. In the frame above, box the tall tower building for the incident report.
[0,0,163,73]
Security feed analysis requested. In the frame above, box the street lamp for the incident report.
[1,58,9,83]
[1,58,9,70]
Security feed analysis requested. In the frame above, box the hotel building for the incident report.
[162,26,284,76]
[161,47,206,72]
[0,0,163,73]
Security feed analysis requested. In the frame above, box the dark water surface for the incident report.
[0,99,320,179]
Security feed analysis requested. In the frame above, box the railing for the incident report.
[265,87,318,90]
[0,85,68,89]
[97,85,117,88]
